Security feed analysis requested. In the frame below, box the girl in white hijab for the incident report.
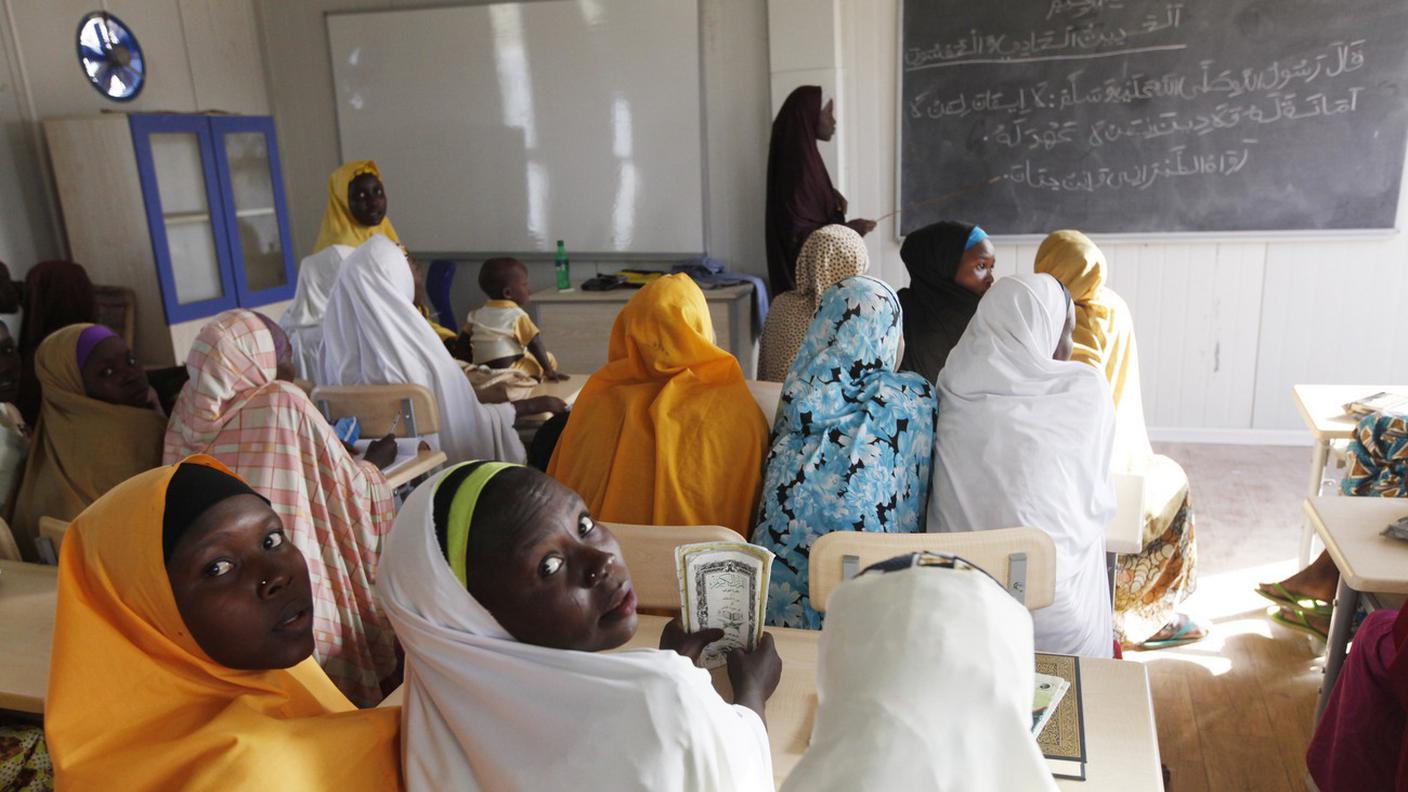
[929,273,1117,658]
[782,552,1058,792]
[319,235,527,464]
[376,461,778,791]
[282,244,351,381]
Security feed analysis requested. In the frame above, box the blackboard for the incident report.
[899,0,1408,235]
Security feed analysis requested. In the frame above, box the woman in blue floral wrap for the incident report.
[751,276,938,629]
[1259,410,1408,639]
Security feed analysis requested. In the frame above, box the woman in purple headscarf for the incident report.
[765,86,876,295]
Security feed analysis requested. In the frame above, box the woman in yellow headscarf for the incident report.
[547,274,768,536]
[45,455,401,790]
[10,323,166,560]
[1035,230,1205,650]
[314,160,400,253]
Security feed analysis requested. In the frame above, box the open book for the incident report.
[675,541,774,669]
[1344,391,1408,418]
[351,437,428,478]
[1034,652,1087,781]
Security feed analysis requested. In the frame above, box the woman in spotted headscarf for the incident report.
[756,225,869,382]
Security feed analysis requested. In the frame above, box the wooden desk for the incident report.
[625,614,1161,791]
[384,449,449,490]
[526,282,756,377]
[1290,385,1402,565]
[1304,496,1408,721]
[515,375,587,445]
[0,561,58,714]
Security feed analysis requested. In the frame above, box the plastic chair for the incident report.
[38,517,69,558]
[426,260,458,333]
[808,528,1057,613]
[602,521,739,610]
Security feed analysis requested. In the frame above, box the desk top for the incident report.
[0,561,57,714]
[1292,385,1403,441]
[531,281,753,304]
[384,449,449,489]
[1305,496,1408,593]
[624,614,1161,791]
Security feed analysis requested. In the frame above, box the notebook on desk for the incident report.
[1035,652,1087,781]
[352,438,427,478]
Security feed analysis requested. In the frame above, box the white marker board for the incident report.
[328,0,704,255]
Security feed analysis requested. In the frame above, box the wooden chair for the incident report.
[0,516,20,562]
[31,517,71,564]
[310,383,440,438]
[602,522,739,610]
[808,528,1057,613]
[93,285,136,347]
[745,379,782,424]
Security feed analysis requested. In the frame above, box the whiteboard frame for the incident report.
[891,0,1406,244]
[324,0,709,260]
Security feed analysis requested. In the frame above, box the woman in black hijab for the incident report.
[897,220,996,382]
[765,85,875,294]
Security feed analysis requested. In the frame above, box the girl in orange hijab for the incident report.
[547,274,768,535]
[45,456,400,790]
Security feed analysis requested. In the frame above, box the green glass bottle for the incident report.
[554,239,572,291]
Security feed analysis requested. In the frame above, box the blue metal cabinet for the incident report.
[129,114,295,325]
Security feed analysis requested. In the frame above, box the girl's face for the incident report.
[347,173,387,228]
[81,335,150,407]
[468,473,638,652]
[166,494,315,670]
[954,239,996,295]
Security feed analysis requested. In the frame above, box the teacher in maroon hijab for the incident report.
[765,85,876,295]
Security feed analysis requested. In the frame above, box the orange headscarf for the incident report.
[1032,230,1134,407]
[45,455,401,791]
[313,160,400,253]
[547,275,768,535]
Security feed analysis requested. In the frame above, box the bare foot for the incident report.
[1261,550,1339,603]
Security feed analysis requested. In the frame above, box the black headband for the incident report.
[162,463,266,561]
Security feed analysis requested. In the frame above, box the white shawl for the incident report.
[782,560,1058,792]
[929,273,1116,658]
[319,235,523,464]
[375,468,774,792]
[282,244,351,381]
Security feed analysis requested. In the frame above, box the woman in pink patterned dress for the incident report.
[163,309,400,706]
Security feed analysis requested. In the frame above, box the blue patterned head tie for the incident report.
[964,226,989,251]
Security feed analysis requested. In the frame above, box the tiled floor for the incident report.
[1129,442,1325,792]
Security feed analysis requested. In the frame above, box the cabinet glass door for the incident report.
[212,116,296,306]
[130,115,238,323]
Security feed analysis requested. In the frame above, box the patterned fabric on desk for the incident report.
[1343,411,1408,497]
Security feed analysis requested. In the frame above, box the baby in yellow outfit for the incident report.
[466,258,565,381]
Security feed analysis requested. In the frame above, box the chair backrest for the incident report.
[809,528,1057,613]
[426,260,458,332]
[0,516,20,561]
[745,380,782,424]
[310,383,441,437]
[38,517,70,558]
[93,284,136,347]
[603,522,740,610]
[1105,473,1146,555]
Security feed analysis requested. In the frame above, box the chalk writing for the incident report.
[1005,144,1253,192]
[905,3,1183,70]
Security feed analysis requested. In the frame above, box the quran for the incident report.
[674,542,774,669]
[1034,652,1087,781]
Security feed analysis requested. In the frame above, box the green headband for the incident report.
[441,461,518,587]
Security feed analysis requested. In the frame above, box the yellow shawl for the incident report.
[547,274,768,536]
[313,160,401,253]
[10,324,166,561]
[46,455,402,791]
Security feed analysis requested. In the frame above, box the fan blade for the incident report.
[79,45,107,63]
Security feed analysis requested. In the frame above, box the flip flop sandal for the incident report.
[1138,615,1210,650]
[1270,609,1328,642]
[1255,582,1333,617]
